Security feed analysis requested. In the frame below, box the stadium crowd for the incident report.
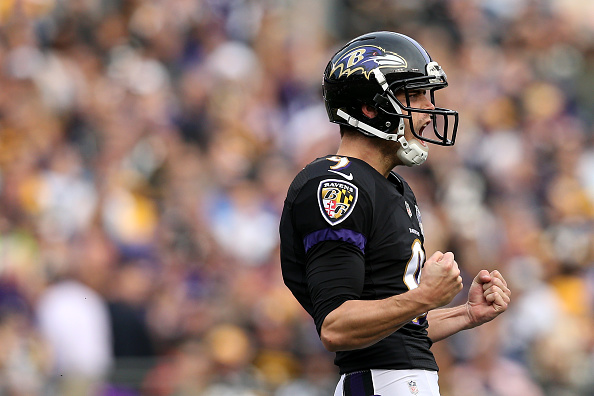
[0,0,593,395]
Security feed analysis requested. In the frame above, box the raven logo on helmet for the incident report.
[329,45,407,80]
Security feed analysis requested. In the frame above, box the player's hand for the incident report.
[466,270,511,326]
[418,251,463,310]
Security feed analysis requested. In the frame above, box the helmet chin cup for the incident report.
[397,137,428,167]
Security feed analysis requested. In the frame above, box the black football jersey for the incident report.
[279,155,438,374]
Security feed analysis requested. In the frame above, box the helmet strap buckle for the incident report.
[398,136,410,152]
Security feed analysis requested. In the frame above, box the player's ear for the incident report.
[361,104,378,119]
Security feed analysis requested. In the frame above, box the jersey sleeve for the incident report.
[291,175,373,333]
[305,240,365,333]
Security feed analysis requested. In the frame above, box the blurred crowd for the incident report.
[0,0,593,395]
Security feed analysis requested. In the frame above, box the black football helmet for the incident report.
[323,31,458,166]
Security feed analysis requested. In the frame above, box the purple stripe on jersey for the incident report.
[303,228,366,253]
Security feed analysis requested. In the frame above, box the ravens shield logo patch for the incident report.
[317,179,358,225]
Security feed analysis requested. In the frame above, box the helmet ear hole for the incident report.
[361,104,378,119]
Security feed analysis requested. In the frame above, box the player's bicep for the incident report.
[305,240,365,333]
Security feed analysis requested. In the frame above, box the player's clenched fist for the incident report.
[466,269,511,326]
[417,251,463,309]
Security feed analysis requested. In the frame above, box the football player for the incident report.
[279,31,511,396]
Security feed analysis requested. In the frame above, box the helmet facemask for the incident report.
[371,62,459,147]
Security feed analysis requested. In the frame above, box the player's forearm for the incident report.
[320,288,432,352]
[426,303,475,342]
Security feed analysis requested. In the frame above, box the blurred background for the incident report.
[0,0,593,395]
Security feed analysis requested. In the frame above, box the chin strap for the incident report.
[336,109,400,141]
[397,138,428,166]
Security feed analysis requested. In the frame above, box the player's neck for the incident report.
[336,135,401,178]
